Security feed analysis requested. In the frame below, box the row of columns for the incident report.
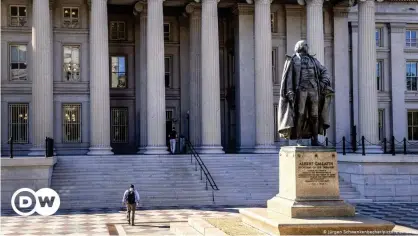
[28,0,380,155]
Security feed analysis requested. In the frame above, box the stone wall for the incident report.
[1,157,57,209]
[338,154,418,202]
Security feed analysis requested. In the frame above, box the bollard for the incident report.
[383,138,387,154]
[403,138,407,155]
[342,136,346,155]
[8,137,14,159]
[45,137,54,157]
[391,136,395,156]
[361,136,365,156]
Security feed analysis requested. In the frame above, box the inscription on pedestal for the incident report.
[295,152,339,199]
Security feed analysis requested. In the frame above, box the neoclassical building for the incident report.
[1,0,417,155]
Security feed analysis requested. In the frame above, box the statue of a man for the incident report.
[278,40,334,146]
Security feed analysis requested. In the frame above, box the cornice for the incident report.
[232,3,254,15]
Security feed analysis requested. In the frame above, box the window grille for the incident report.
[272,48,278,84]
[274,104,279,142]
[375,28,383,47]
[376,60,383,91]
[378,109,385,141]
[9,6,27,27]
[62,104,81,143]
[10,44,27,81]
[271,13,276,33]
[8,104,29,143]
[111,108,128,143]
[166,110,173,121]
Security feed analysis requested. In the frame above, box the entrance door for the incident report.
[110,107,130,154]
[166,110,173,148]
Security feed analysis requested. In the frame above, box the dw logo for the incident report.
[11,188,61,216]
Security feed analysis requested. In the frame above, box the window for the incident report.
[62,104,81,143]
[63,7,79,28]
[377,60,383,91]
[8,104,29,144]
[166,110,173,121]
[63,46,80,81]
[164,23,170,41]
[109,21,126,40]
[9,6,27,27]
[271,13,276,33]
[376,28,383,47]
[408,110,418,140]
[110,56,127,88]
[274,104,279,142]
[111,108,128,143]
[406,30,417,48]
[272,48,278,84]
[378,109,385,141]
[406,61,417,91]
[165,56,172,88]
[10,45,27,81]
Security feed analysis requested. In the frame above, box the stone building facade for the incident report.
[1,0,417,155]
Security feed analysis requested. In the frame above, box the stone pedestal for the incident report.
[239,146,395,235]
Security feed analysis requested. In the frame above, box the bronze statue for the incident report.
[278,40,334,146]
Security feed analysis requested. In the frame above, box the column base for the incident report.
[198,145,224,154]
[144,146,170,155]
[87,146,114,155]
[137,146,147,154]
[356,145,383,154]
[237,146,255,153]
[253,145,278,154]
[28,147,45,156]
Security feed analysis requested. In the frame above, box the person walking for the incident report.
[122,184,140,226]
[168,127,178,154]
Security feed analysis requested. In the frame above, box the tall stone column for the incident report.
[333,7,351,149]
[358,0,380,151]
[87,0,113,155]
[233,4,256,153]
[29,0,54,156]
[390,23,407,145]
[186,3,202,148]
[253,0,276,153]
[306,0,324,63]
[135,5,148,154]
[144,0,169,154]
[200,0,224,154]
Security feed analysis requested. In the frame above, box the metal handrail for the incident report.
[184,139,219,196]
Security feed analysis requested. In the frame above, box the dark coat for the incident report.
[278,54,334,139]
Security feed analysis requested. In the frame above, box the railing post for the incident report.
[206,179,208,190]
[403,138,407,155]
[8,137,14,159]
[200,168,202,180]
[342,136,346,155]
[352,125,357,152]
[391,136,395,156]
[383,138,387,154]
[325,137,329,146]
[361,136,365,156]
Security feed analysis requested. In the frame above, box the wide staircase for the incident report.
[51,153,369,209]
[51,155,215,209]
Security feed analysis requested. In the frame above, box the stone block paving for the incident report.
[1,204,418,235]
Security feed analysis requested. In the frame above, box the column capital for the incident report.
[253,0,273,5]
[390,22,406,33]
[133,1,146,14]
[232,3,254,15]
[185,2,201,15]
[333,6,350,17]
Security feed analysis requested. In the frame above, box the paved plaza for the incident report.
[1,203,418,235]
